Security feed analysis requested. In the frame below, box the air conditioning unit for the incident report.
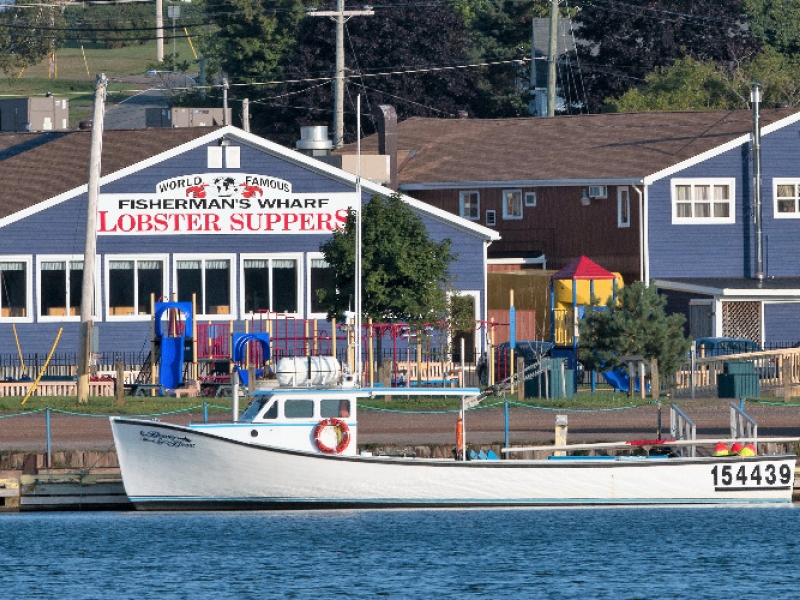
[589,185,607,199]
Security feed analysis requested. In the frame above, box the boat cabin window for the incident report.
[284,399,314,419]
[240,397,269,421]
[321,399,350,418]
[260,401,278,420]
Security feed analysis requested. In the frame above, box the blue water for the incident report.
[1,507,798,599]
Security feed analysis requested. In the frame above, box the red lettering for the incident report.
[300,214,313,230]
[265,214,281,230]
[230,213,244,231]
[317,213,333,231]
[204,213,221,232]
[98,211,116,233]
[282,214,299,230]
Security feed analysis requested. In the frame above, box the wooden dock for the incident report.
[0,469,131,512]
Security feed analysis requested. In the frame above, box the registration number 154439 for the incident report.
[711,463,792,489]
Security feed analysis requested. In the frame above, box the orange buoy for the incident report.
[739,443,757,457]
[713,443,729,456]
[455,417,464,450]
[730,442,744,455]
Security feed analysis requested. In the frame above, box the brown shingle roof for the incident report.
[348,109,800,184]
[0,127,219,220]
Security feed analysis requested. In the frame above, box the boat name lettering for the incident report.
[140,430,195,448]
[711,463,792,489]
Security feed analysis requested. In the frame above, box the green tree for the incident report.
[318,193,456,325]
[607,51,800,112]
[606,57,739,112]
[574,0,759,112]
[743,0,800,56]
[0,2,66,75]
[578,282,690,378]
[196,0,308,83]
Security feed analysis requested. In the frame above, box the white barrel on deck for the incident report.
[275,356,341,386]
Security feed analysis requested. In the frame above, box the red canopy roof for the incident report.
[551,256,616,280]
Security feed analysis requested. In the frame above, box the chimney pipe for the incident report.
[372,104,397,190]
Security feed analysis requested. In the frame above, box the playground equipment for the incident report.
[550,256,622,392]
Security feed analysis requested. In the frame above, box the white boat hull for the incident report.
[111,418,797,509]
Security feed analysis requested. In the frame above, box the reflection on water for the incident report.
[0,507,797,599]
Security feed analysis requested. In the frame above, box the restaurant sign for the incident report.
[98,174,357,235]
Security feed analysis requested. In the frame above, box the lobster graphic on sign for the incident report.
[239,184,263,198]
[185,184,209,198]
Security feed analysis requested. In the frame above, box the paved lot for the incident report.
[2,398,799,452]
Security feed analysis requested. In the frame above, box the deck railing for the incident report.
[672,348,800,397]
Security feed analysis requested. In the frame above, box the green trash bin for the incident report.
[717,372,760,398]
[723,361,755,375]
[525,359,575,399]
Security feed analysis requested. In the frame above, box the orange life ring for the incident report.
[313,417,351,454]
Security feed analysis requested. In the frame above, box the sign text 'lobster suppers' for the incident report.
[98,174,357,235]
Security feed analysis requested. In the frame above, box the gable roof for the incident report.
[0,125,499,242]
[551,256,616,281]
[0,127,218,221]
[347,109,800,187]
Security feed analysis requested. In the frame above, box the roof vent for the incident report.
[296,125,333,156]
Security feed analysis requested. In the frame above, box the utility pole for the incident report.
[77,74,107,405]
[308,2,373,149]
[156,0,164,62]
[242,98,250,132]
[547,0,558,117]
[222,78,229,125]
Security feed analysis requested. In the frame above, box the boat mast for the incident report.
[77,74,107,404]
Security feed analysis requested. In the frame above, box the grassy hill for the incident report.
[1,39,198,125]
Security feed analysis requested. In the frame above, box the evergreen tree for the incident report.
[318,192,455,324]
[578,281,690,378]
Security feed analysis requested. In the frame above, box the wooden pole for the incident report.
[77,74,107,404]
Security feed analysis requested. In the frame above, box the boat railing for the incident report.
[670,404,696,457]
[730,402,758,452]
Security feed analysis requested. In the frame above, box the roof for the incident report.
[552,256,616,280]
[346,109,800,186]
[0,127,218,221]
[0,125,499,242]
[654,277,800,298]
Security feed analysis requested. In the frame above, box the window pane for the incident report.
[177,262,203,309]
[504,191,522,217]
[777,184,795,198]
[69,263,83,315]
[137,261,163,314]
[244,261,269,313]
[311,261,334,314]
[695,203,711,218]
[676,203,692,218]
[778,199,796,213]
[205,259,230,314]
[695,185,710,200]
[0,263,26,316]
[713,203,730,218]
[284,399,314,419]
[676,185,691,201]
[109,261,134,314]
[321,399,350,418]
[40,262,66,316]
[713,185,729,200]
[273,260,297,313]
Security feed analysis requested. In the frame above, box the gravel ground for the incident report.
[2,398,799,452]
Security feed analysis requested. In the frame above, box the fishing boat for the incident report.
[110,383,798,510]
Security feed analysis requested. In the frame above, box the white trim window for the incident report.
[459,191,480,220]
[174,254,235,318]
[671,178,735,224]
[0,256,32,321]
[105,255,167,319]
[307,252,335,317]
[37,255,100,321]
[774,179,800,218]
[240,254,301,316]
[524,192,537,207]
[502,189,523,220]
[618,187,631,228]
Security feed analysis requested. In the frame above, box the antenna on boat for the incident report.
[354,94,363,386]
